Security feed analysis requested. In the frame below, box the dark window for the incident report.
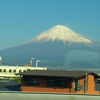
[19,70,22,73]
[75,79,80,91]
[23,70,26,72]
[27,69,31,71]
[95,78,100,91]
[9,69,12,73]
[13,70,16,73]
[3,69,6,72]
[47,77,69,88]
[0,69,2,72]
[25,77,38,86]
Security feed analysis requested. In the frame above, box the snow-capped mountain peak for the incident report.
[28,25,92,44]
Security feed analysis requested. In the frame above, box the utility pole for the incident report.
[84,73,88,93]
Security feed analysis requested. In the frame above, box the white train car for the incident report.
[0,65,47,78]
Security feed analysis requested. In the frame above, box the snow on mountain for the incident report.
[27,25,92,44]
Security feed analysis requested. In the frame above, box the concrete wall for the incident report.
[0,91,100,100]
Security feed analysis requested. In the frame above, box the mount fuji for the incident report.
[0,25,100,68]
[27,25,91,44]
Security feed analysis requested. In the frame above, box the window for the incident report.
[0,69,2,72]
[25,77,38,85]
[3,69,6,72]
[95,78,100,91]
[32,78,38,85]
[9,69,12,73]
[13,70,16,73]
[27,69,31,71]
[75,79,80,91]
[19,70,22,73]
[47,77,68,88]
[23,70,26,72]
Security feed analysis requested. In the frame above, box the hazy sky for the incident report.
[0,0,100,49]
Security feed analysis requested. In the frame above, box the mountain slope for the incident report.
[0,25,100,68]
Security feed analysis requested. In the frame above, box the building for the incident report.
[0,65,47,78]
[18,70,100,94]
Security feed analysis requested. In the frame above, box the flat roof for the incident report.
[17,70,94,78]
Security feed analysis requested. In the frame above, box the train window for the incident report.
[23,70,26,72]
[19,70,22,73]
[3,69,6,72]
[27,69,31,71]
[0,69,2,72]
[13,70,16,73]
[9,69,12,73]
